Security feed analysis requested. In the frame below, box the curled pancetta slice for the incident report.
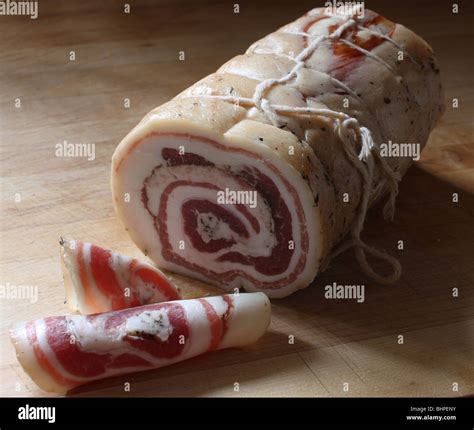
[111,8,443,297]
[10,292,270,393]
[60,237,180,314]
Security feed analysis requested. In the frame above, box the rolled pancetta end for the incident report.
[10,293,271,394]
[112,8,443,296]
[112,119,331,299]
[60,237,181,314]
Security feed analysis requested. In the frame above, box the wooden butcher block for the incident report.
[0,0,473,397]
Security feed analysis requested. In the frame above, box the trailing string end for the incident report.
[374,150,402,221]
[358,126,375,161]
[353,236,403,285]
[334,120,402,285]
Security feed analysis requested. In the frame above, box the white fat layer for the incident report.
[60,238,82,312]
[67,315,125,353]
[108,250,168,304]
[196,212,233,243]
[133,274,169,303]
[204,295,229,317]
[125,309,172,342]
[309,16,340,36]
[108,250,132,292]
[218,292,271,349]
[82,243,111,312]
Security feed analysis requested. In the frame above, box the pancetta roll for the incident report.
[11,293,270,393]
[112,8,443,297]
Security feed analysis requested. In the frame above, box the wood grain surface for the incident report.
[1,0,473,397]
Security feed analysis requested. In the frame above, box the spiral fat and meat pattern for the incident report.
[111,7,444,297]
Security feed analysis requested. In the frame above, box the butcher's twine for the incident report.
[187,8,408,285]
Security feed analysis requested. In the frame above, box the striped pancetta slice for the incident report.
[60,237,180,314]
[10,292,270,393]
[111,8,443,297]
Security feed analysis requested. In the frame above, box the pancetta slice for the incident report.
[60,237,180,314]
[111,8,443,297]
[10,292,270,393]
